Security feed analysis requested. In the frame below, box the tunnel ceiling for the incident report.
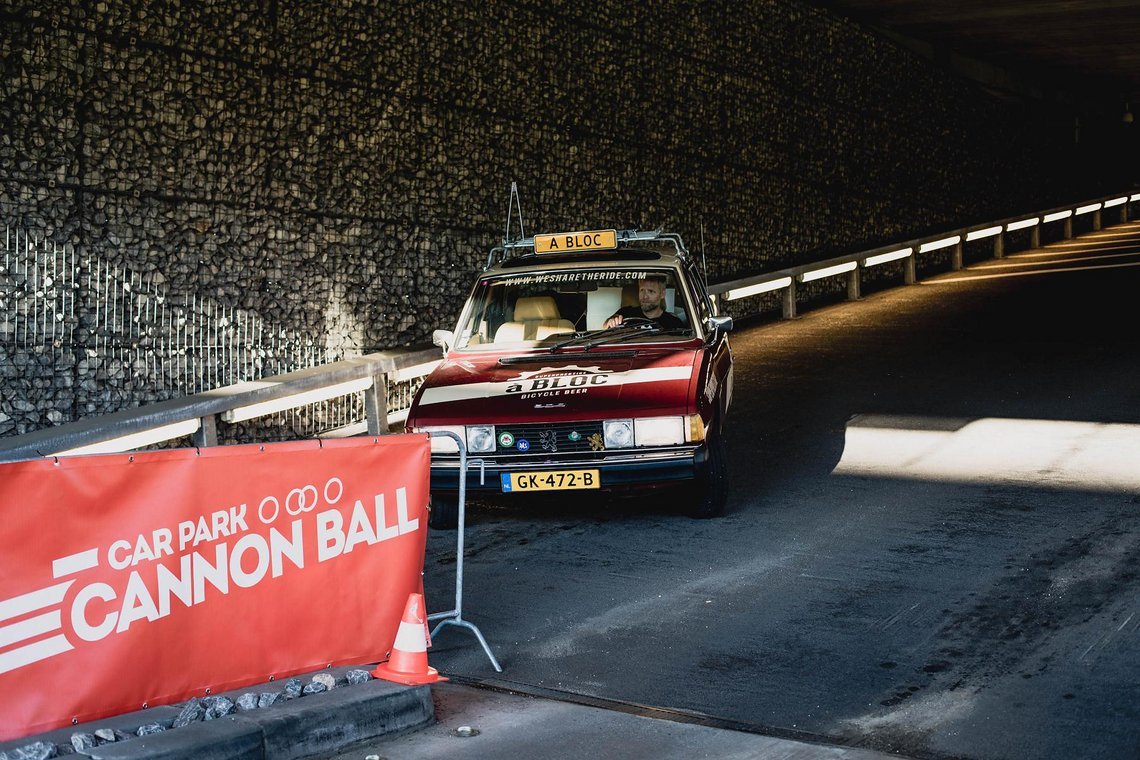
[814,0,1140,102]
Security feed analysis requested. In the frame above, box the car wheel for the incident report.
[428,494,460,530]
[690,434,727,519]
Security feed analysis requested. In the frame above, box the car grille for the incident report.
[493,421,605,458]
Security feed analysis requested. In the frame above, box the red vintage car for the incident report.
[406,229,733,528]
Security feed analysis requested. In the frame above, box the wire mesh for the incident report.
[0,224,421,439]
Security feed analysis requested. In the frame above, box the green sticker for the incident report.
[568,431,581,442]
[498,431,515,448]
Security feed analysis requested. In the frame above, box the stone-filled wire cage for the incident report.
[0,223,421,441]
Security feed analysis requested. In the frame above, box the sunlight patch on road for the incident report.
[993,243,1140,259]
[842,688,978,736]
[1051,230,1140,242]
[835,415,1140,492]
[972,250,1140,271]
[920,259,1140,285]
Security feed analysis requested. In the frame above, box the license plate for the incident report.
[501,470,600,492]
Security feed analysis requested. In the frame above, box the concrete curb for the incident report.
[0,672,434,760]
[243,679,433,760]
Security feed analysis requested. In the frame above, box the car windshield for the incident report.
[453,267,695,350]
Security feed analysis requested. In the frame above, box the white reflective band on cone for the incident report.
[392,620,427,653]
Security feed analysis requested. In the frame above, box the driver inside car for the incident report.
[603,274,686,329]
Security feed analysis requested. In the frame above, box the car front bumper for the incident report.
[429,444,708,493]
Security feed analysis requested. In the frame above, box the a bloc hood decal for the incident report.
[410,351,698,422]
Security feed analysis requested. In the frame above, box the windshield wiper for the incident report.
[499,349,637,365]
[561,325,694,352]
[548,323,651,352]
[579,327,696,350]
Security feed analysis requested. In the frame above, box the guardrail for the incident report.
[0,189,1135,462]
[708,191,1138,317]
[0,346,441,462]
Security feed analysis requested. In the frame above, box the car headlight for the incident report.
[603,418,635,449]
[466,424,497,454]
[634,416,686,446]
[687,413,706,442]
[418,426,464,453]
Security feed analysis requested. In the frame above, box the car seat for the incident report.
[494,296,574,342]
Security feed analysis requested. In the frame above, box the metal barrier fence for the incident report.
[0,346,441,461]
[0,188,1137,458]
[708,191,1138,314]
[426,430,501,672]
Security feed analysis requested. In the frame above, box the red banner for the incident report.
[0,434,430,740]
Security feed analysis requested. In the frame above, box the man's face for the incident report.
[638,279,666,313]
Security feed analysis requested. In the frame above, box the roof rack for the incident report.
[485,228,690,269]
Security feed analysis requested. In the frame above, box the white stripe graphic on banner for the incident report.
[53,548,99,578]
[0,635,74,675]
[0,582,74,623]
[0,611,62,649]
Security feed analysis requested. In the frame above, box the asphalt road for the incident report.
[420,221,1140,760]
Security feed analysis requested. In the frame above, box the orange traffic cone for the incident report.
[371,593,446,685]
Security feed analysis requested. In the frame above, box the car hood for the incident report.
[408,348,700,425]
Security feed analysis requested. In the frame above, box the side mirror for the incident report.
[432,329,454,353]
[706,315,733,336]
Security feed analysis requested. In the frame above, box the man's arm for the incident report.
[603,306,636,329]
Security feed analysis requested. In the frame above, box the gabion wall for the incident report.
[0,0,1120,435]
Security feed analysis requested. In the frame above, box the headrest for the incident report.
[513,296,560,321]
[494,322,526,343]
[621,284,639,308]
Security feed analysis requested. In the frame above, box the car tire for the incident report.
[428,494,460,530]
[689,434,727,519]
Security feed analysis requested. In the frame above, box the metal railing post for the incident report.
[782,279,797,319]
[846,268,861,301]
[1093,209,1102,231]
[951,239,964,270]
[426,432,502,672]
[1063,217,1073,239]
[903,254,916,284]
[364,372,389,435]
[993,230,1005,259]
[194,415,218,447]
[1030,223,1041,249]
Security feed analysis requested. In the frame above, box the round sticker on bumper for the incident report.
[517,439,531,451]
[498,431,515,447]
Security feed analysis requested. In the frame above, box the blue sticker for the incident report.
[517,439,531,451]
[500,473,512,492]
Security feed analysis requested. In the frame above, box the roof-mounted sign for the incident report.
[533,229,617,254]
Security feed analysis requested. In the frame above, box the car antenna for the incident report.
[505,181,526,242]
[700,217,708,277]
[490,181,527,268]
